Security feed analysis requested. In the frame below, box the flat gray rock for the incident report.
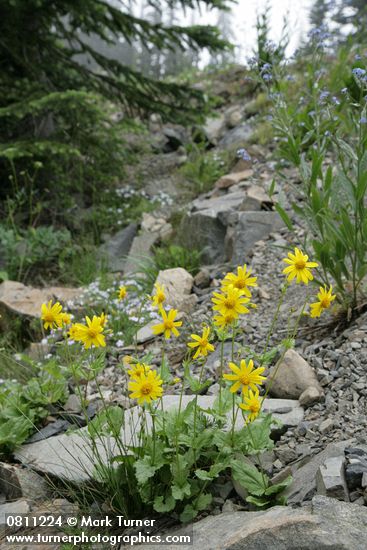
[284,440,354,505]
[123,231,159,274]
[192,191,247,215]
[136,320,157,344]
[179,210,227,264]
[0,500,30,536]
[101,223,137,272]
[218,122,254,149]
[134,495,367,549]
[231,211,284,262]
[316,456,349,501]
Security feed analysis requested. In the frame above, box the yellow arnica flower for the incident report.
[239,388,261,423]
[212,285,250,318]
[68,324,80,340]
[222,265,257,297]
[152,309,182,339]
[310,285,336,318]
[41,300,63,330]
[128,369,163,405]
[282,247,318,284]
[99,312,107,326]
[213,312,237,329]
[118,286,127,300]
[187,327,215,359]
[60,312,71,326]
[151,283,166,308]
[223,359,266,394]
[128,362,151,380]
[73,316,106,349]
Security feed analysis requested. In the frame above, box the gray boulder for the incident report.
[100,222,137,273]
[267,349,323,400]
[134,495,367,549]
[230,211,284,263]
[284,440,353,505]
[218,122,254,149]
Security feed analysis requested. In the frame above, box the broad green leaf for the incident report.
[153,495,176,513]
[172,482,191,501]
[264,475,292,496]
[246,494,271,507]
[231,459,268,496]
[134,456,160,485]
[195,493,212,511]
[180,504,198,523]
[245,414,274,452]
[195,469,212,481]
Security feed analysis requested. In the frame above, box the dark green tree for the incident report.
[332,0,367,38]
[0,0,232,208]
[309,0,331,29]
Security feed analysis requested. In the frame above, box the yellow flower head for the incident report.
[282,247,318,285]
[118,286,127,301]
[98,312,107,326]
[151,283,166,309]
[222,265,257,297]
[60,312,71,326]
[122,355,133,366]
[212,285,250,318]
[223,359,266,394]
[310,285,336,318]
[152,309,182,339]
[187,326,215,359]
[128,362,151,380]
[73,315,106,349]
[213,312,237,329]
[41,300,63,330]
[239,388,261,423]
[128,369,163,405]
[68,324,80,341]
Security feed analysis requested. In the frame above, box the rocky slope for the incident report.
[0,65,366,546]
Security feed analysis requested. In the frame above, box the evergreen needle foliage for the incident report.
[0,0,233,210]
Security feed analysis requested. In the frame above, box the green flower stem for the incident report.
[231,328,236,446]
[193,359,206,460]
[150,405,156,465]
[219,339,225,414]
[260,282,288,366]
[261,292,310,409]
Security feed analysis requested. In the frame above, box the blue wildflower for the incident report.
[237,148,251,161]
[260,63,272,73]
[352,68,366,78]
[341,87,348,94]
[319,90,330,102]
[360,116,367,124]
